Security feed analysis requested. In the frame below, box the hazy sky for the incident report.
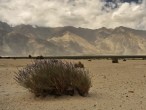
[0,0,146,30]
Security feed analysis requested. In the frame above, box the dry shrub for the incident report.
[28,55,32,58]
[112,58,119,63]
[15,59,91,97]
[36,55,44,59]
[74,61,84,68]
[123,59,126,61]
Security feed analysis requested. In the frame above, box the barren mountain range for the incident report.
[0,21,146,56]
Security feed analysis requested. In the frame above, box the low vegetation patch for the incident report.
[123,59,126,61]
[15,59,91,97]
[28,55,32,58]
[112,58,119,63]
[74,61,84,68]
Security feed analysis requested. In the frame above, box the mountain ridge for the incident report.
[0,21,146,56]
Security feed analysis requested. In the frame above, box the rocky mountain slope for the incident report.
[0,21,146,56]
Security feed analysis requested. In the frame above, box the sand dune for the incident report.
[0,59,146,110]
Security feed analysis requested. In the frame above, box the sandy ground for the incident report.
[0,59,146,110]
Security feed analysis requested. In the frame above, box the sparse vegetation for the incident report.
[0,55,146,60]
[36,55,44,59]
[112,58,119,63]
[28,55,32,58]
[74,61,84,68]
[14,59,91,97]
[143,58,146,60]
[123,59,126,61]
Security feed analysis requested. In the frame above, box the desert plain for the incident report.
[0,59,146,110]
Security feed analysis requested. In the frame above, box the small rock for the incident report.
[140,101,143,104]
[128,91,134,93]
[141,96,144,98]
[5,94,9,96]
[103,76,106,79]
